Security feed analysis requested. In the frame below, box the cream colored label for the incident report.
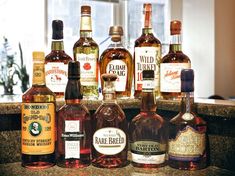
[80,16,92,31]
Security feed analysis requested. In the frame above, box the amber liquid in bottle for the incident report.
[134,3,161,99]
[168,69,207,170]
[92,74,128,168]
[21,52,56,169]
[45,20,72,100]
[100,26,133,98]
[129,70,167,168]
[160,20,191,100]
[57,61,91,168]
[73,5,99,99]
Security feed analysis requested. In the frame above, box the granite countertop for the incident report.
[0,162,234,176]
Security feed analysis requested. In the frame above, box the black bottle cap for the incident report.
[68,61,80,79]
[142,70,154,79]
[181,69,194,92]
[52,20,63,39]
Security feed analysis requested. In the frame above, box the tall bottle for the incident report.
[92,74,128,168]
[57,61,91,168]
[168,69,207,170]
[129,70,167,168]
[21,52,56,169]
[99,26,133,98]
[134,3,161,99]
[73,5,99,99]
[45,20,72,100]
[160,20,191,100]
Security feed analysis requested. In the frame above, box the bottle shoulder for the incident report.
[100,48,133,62]
[135,33,161,47]
[161,51,190,63]
[73,37,99,48]
[170,112,206,126]
[58,103,90,116]
[45,51,72,63]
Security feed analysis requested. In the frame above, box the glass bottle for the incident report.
[45,20,72,100]
[160,20,191,100]
[73,5,99,100]
[168,69,207,170]
[92,74,128,168]
[21,52,56,169]
[129,70,167,168]
[99,26,133,98]
[134,3,161,99]
[57,61,91,168]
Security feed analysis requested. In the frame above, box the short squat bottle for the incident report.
[92,74,128,168]
[129,70,168,168]
[57,61,91,168]
[168,69,207,170]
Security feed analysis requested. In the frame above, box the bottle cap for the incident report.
[181,69,194,92]
[52,20,63,39]
[68,61,80,79]
[81,5,91,14]
[101,73,117,82]
[143,70,154,79]
[109,26,123,36]
[32,51,45,61]
[170,20,181,35]
[143,3,152,12]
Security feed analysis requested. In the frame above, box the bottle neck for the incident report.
[51,40,64,51]
[65,79,82,100]
[108,38,123,48]
[32,62,45,86]
[102,81,116,103]
[80,15,92,38]
[144,8,152,29]
[169,34,182,52]
[180,92,195,114]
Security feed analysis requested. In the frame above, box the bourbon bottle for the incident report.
[168,69,207,170]
[99,26,133,98]
[57,61,91,168]
[21,52,56,169]
[134,3,161,99]
[92,74,128,168]
[129,70,167,168]
[160,20,191,100]
[73,5,99,99]
[45,20,72,100]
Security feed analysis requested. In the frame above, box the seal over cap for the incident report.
[170,20,181,35]
[68,61,80,79]
[81,5,91,14]
[181,69,194,92]
[109,26,123,36]
[143,70,154,79]
[52,20,63,39]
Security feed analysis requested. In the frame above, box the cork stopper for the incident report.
[170,20,181,35]
[33,51,45,61]
[102,73,117,82]
[181,69,194,92]
[52,20,63,39]
[81,5,91,14]
[143,70,154,79]
[68,61,80,79]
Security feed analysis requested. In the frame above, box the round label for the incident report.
[182,113,194,121]
[93,127,126,155]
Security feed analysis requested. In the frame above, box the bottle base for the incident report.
[131,161,166,168]
[168,159,207,170]
[22,161,55,169]
[92,157,128,168]
[57,159,90,168]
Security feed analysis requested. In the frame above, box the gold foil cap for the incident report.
[32,51,45,61]
[170,20,182,35]
[81,5,91,14]
[109,26,123,36]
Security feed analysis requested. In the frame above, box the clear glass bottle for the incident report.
[129,70,167,168]
[160,20,191,100]
[168,69,207,170]
[73,5,99,100]
[134,3,161,99]
[99,26,133,98]
[57,61,91,168]
[21,52,56,169]
[92,74,128,168]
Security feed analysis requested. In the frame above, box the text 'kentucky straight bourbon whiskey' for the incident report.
[21,52,56,169]
[73,5,99,99]
[134,3,161,99]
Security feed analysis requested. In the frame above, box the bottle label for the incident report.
[142,80,155,92]
[93,127,126,155]
[106,60,127,92]
[33,63,45,85]
[45,63,68,92]
[134,46,161,91]
[21,103,55,155]
[168,126,205,161]
[76,53,97,86]
[160,63,191,92]
[130,141,166,164]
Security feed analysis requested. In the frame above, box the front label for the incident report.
[45,63,68,92]
[76,53,97,86]
[169,126,205,161]
[134,47,161,91]
[106,60,127,92]
[21,103,55,155]
[93,127,126,155]
[160,63,190,92]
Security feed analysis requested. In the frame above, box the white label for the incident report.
[45,63,68,92]
[134,47,161,91]
[160,63,190,92]
[65,120,80,132]
[76,53,97,86]
[131,153,166,164]
[93,127,126,155]
[65,141,80,159]
[142,80,155,90]
[106,60,127,92]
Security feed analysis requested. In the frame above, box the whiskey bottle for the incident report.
[99,26,133,98]
[134,3,161,99]
[45,20,72,100]
[73,5,99,99]
[57,61,91,168]
[168,69,207,170]
[92,74,128,168]
[160,20,191,100]
[21,52,56,169]
[129,70,167,168]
